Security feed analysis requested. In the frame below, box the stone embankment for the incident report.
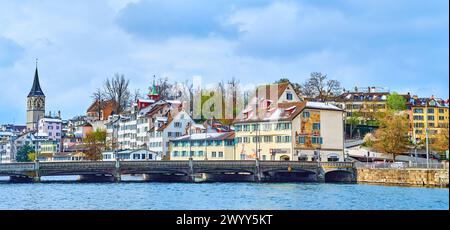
[356,168,449,187]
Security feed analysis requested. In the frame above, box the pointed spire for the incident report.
[148,75,160,100]
[28,59,45,97]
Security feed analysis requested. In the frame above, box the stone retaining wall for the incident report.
[356,168,449,187]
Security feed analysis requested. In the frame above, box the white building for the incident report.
[102,149,159,161]
[148,110,194,159]
[0,131,15,163]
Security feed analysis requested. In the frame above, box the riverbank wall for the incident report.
[356,168,449,187]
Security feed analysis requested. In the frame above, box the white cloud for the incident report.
[0,0,448,124]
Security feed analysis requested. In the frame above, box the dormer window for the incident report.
[286,92,293,101]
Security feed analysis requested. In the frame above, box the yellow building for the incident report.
[234,101,345,162]
[410,97,449,142]
[329,87,391,124]
[170,132,236,160]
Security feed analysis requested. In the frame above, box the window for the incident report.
[439,109,445,113]
[262,155,267,160]
[263,124,272,131]
[413,108,423,113]
[218,152,224,158]
[328,155,339,162]
[286,92,293,100]
[276,136,282,143]
[312,123,320,130]
[427,116,435,121]
[198,151,204,157]
[263,136,273,143]
[212,152,217,158]
[284,136,291,142]
[182,151,187,157]
[413,115,424,120]
[298,136,305,144]
[172,151,179,157]
[240,154,246,160]
[303,111,310,118]
[439,116,445,120]
[427,108,434,114]
[311,137,323,144]
[252,136,261,143]
[174,122,181,128]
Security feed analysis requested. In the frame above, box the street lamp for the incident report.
[425,101,430,168]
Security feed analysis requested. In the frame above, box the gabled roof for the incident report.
[173,132,235,141]
[86,99,115,113]
[254,82,290,101]
[28,67,45,97]
[234,101,306,123]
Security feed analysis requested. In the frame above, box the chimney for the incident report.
[57,111,61,118]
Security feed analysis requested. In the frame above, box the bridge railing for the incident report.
[320,162,354,168]
[120,161,190,168]
[40,161,115,169]
[0,162,35,171]
[193,160,256,168]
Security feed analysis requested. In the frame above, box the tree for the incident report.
[372,112,410,161]
[386,92,407,111]
[346,112,360,139]
[83,129,107,161]
[103,73,131,114]
[156,76,173,100]
[275,78,301,96]
[92,88,104,120]
[431,127,449,158]
[300,72,342,101]
[16,145,35,162]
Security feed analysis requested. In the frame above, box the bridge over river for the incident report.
[0,160,355,183]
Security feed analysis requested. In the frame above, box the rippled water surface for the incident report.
[0,178,448,210]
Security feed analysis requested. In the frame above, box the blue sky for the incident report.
[0,0,448,124]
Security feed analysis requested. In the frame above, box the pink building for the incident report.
[38,117,62,153]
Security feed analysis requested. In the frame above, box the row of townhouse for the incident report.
[168,82,345,162]
[101,81,346,162]
[327,86,449,142]
[105,97,186,160]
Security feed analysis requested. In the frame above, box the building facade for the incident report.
[170,132,235,160]
[37,117,62,153]
[409,96,449,142]
[234,101,344,162]
[148,110,193,159]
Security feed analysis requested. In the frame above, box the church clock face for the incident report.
[35,97,44,110]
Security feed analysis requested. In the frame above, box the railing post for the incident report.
[33,160,41,182]
[114,159,121,182]
[189,158,195,183]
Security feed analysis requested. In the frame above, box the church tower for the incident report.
[26,62,45,131]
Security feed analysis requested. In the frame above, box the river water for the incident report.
[0,175,448,210]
